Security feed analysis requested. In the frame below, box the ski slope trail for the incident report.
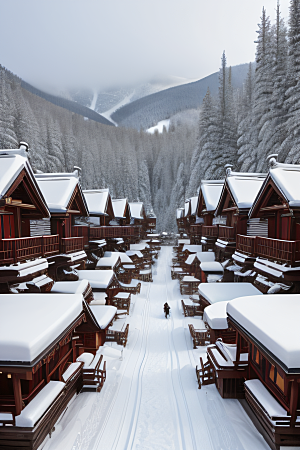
[43,246,270,450]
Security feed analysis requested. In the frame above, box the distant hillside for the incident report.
[21,80,115,127]
[111,64,250,129]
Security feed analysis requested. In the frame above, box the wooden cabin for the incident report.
[182,197,199,240]
[193,180,224,250]
[146,210,156,233]
[199,282,262,344]
[184,251,215,280]
[176,208,185,235]
[0,294,85,449]
[214,168,266,262]
[222,295,300,450]
[0,144,63,270]
[35,169,89,272]
[233,158,300,291]
[112,198,130,226]
[129,202,147,238]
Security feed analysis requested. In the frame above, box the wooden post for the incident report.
[12,239,17,264]
[290,379,298,425]
[12,374,23,416]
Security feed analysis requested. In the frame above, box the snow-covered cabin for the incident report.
[35,169,89,254]
[214,168,266,260]
[0,143,56,267]
[129,202,147,237]
[146,209,156,232]
[223,294,300,448]
[176,207,185,234]
[83,189,114,227]
[112,198,130,225]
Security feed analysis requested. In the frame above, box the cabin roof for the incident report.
[227,294,300,371]
[96,252,121,268]
[89,305,117,329]
[199,180,224,213]
[190,197,198,215]
[130,243,149,251]
[185,252,215,265]
[77,269,114,289]
[199,282,261,304]
[129,202,145,219]
[182,244,202,253]
[126,250,143,258]
[112,198,128,218]
[51,279,89,295]
[216,172,266,215]
[184,199,190,217]
[176,208,184,219]
[83,189,110,216]
[0,294,83,363]
[0,148,50,217]
[203,302,229,330]
[35,171,88,214]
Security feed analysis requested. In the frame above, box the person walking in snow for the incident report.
[164,302,170,318]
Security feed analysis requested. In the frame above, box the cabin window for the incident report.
[253,347,260,366]
[268,364,285,392]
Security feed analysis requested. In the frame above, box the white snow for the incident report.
[200,180,224,212]
[35,173,80,213]
[129,202,144,220]
[126,250,143,258]
[244,379,287,419]
[200,261,224,272]
[89,305,117,329]
[90,91,98,111]
[227,294,300,369]
[112,198,127,218]
[203,302,229,330]
[198,282,262,304]
[176,208,184,219]
[96,252,121,268]
[185,251,215,265]
[0,294,83,362]
[181,275,200,282]
[114,292,131,299]
[130,243,149,251]
[90,292,107,305]
[15,381,65,427]
[190,196,198,215]
[0,258,48,277]
[182,244,202,253]
[77,270,114,289]
[43,247,271,450]
[51,279,89,295]
[268,162,300,207]
[62,362,82,382]
[76,352,94,367]
[83,189,110,216]
[146,119,170,134]
[101,91,135,126]
[226,172,266,210]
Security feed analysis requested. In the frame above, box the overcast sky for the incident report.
[0,0,290,91]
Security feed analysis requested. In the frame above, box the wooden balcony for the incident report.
[236,234,300,266]
[202,225,218,238]
[72,225,89,247]
[218,226,235,241]
[0,235,60,265]
[60,237,84,254]
[90,226,140,239]
[190,224,202,235]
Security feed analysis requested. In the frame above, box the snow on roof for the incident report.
[200,261,224,273]
[130,243,149,251]
[0,258,48,277]
[227,294,300,370]
[0,148,50,216]
[190,197,198,215]
[89,305,117,329]
[203,302,229,330]
[199,282,261,304]
[83,189,110,216]
[126,250,143,258]
[0,294,83,363]
[77,270,114,289]
[226,172,266,211]
[182,275,200,283]
[269,162,300,208]
[184,199,190,217]
[176,208,184,219]
[200,180,224,212]
[35,172,80,213]
[182,244,202,253]
[112,198,127,218]
[244,380,287,418]
[96,252,121,268]
[129,202,144,219]
[51,279,89,295]
[185,252,215,265]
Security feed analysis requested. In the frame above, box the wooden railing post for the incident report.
[292,241,296,266]
[12,239,17,264]
[41,236,45,258]
[253,236,257,257]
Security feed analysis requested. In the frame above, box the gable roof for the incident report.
[250,161,300,217]
[176,208,184,219]
[0,146,50,218]
[129,202,145,220]
[112,198,128,218]
[83,188,112,217]
[197,180,224,216]
[35,170,88,215]
[215,171,266,216]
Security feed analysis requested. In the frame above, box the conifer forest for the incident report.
[0,1,299,232]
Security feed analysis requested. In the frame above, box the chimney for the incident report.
[224,164,233,177]
[266,154,278,168]
[73,166,82,178]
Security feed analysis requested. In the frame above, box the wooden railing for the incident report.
[72,225,89,247]
[218,226,235,240]
[190,224,202,235]
[90,226,140,239]
[236,235,256,256]
[60,237,84,254]
[202,225,218,238]
[0,235,60,265]
[236,234,300,265]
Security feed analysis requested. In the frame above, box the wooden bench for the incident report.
[82,353,106,392]
[188,324,210,348]
[181,300,203,317]
[196,357,215,389]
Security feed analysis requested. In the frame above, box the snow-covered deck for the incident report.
[198,282,262,304]
[77,270,114,289]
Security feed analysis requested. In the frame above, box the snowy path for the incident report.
[43,247,270,450]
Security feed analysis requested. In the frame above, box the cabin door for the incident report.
[0,214,15,238]
[280,216,290,241]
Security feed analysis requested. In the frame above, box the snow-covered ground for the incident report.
[146,119,170,134]
[101,92,136,126]
[42,247,270,450]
